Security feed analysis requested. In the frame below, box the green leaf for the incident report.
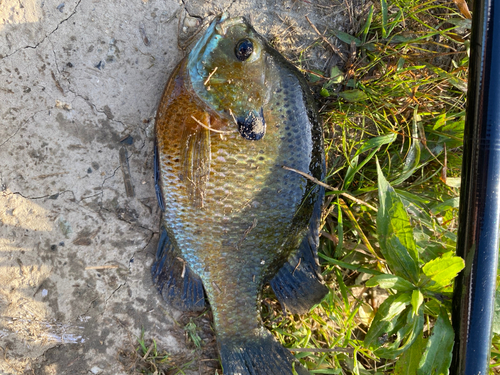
[446,17,472,29]
[386,8,403,37]
[332,30,362,46]
[356,133,398,156]
[382,293,412,322]
[391,108,422,185]
[394,333,427,375]
[308,69,323,83]
[336,268,349,311]
[320,87,330,97]
[365,293,411,348]
[420,253,465,292]
[360,4,374,43]
[411,290,424,316]
[344,133,397,189]
[334,198,344,257]
[390,35,417,44]
[430,197,460,215]
[416,240,448,264]
[330,66,344,84]
[444,177,461,188]
[377,161,420,283]
[376,304,425,359]
[339,89,368,102]
[366,274,415,291]
[397,57,405,71]
[417,308,454,375]
[380,0,388,38]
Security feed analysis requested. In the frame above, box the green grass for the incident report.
[264,0,479,374]
[119,327,197,375]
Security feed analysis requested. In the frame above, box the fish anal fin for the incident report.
[270,195,328,315]
[270,236,328,315]
[151,226,206,311]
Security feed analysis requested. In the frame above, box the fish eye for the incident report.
[235,39,254,61]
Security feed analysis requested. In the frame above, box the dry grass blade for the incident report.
[452,0,472,19]
[190,115,234,134]
[305,16,347,62]
[289,347,354,354]
[282,165,378,211]
[85,265,119,270]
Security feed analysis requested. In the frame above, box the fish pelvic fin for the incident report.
[219,332,311,375]
[270,191,328,314]
[151,226,206,311]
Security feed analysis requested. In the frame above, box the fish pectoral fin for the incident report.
[181,115,211,208]
[236,108,266,141]
[270,195,328,314]
[219,332,311,375]
[151,226,206,311]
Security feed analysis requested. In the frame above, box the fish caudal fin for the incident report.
[270,194,328,314]
[151,226,206,311]
[219,333,310,375]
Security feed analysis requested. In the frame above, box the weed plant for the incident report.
[262,0,490,374]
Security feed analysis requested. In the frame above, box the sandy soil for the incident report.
[0,0,349,373]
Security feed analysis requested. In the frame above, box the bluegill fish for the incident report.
[152,14,327,375]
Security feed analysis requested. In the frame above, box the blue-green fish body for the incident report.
[152,14,327,375]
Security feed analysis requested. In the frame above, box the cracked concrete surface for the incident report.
[0,0,347,373]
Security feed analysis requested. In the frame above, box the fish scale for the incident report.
[153,14,327,375]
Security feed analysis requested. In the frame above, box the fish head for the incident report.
[187,14,269,140]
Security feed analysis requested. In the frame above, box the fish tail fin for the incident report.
[151,226,206,311]
[218,333,310,375]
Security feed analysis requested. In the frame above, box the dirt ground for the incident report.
[0,0,349,373]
